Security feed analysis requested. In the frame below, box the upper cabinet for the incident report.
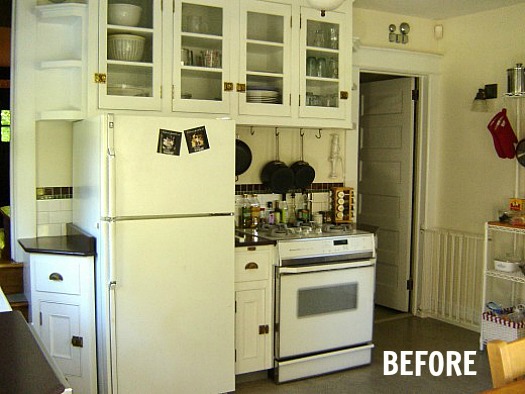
[35,3,88,121]
[97,0,162,111]
[300,7,346,120]
[172,0,233,114]
[89,0,352,127]
[237,1,292,118]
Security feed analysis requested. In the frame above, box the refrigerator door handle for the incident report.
[109,280,118,393]
[107,114,116,219]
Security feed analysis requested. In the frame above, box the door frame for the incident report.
[353,46,443,316]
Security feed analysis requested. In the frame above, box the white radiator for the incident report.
[419,228,484,331]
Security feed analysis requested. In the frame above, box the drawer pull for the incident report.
[245,262,259,270]
[49,272,64,282]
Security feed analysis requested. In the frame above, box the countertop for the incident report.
[235,230,275,248]
[18,223,95,256]
[0,310,70,394]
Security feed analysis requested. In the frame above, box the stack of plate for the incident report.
[247,87,281,104]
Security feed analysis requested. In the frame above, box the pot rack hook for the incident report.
[316,129,322,139]
[275,127,280,136]
[300,128,305,137]
[250,126,255,136]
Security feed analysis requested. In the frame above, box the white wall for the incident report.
[36,121,72,187]
[436,4,525,233]
[353,8,440,54]
[235,126,346,185]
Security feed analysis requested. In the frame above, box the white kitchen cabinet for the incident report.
[235,245,274,375]
[87,0,352,125]
[480,222,525,349]
[236,1,292,118]
[29,253,97,394]
[171,0,352,127]
[97,0,163,111]
[172,0,234,114]
[35,3,88,121]
[299,7,347,120]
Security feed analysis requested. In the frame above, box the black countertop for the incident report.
[235,230,275,248]
[18,223,96,256]
[0,311,69,394]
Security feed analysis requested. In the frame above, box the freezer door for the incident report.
[110,216,235,394]
[110,115,235,217]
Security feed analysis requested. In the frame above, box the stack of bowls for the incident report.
[108,34,145,61]
[108,4,143,27]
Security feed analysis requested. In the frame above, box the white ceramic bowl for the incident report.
[108,34,145,61]
[108,4,142,27]
[494,259,520,272]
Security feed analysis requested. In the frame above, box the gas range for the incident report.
[239,223,364,241]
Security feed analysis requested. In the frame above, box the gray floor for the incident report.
[236,314,493,393]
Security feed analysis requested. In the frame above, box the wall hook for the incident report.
[300,128,305,137]
[275,127,279,136]
[250,126,255,136]
[316,129,322,139]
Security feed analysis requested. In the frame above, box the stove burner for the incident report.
[245,222,356,240]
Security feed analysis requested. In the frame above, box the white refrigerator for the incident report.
[72,114,235,394]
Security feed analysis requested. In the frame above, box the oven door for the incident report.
[276,261,375,360]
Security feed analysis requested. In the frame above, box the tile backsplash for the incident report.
[36,187,72,236]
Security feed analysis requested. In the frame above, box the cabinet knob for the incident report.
[236,83,246,93]
[224,82,234,91]
[49,272,63,282]
[245,262,259,270]
[340,91,349,100]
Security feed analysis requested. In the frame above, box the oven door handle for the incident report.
[278,260,374,274]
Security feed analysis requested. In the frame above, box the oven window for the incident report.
[297,283,357,317]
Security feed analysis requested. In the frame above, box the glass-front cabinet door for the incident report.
[98,0,162,110]
[299,7,346,120]
[237,1,292,117]
[173,0,232,114]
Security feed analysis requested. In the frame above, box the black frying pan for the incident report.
[236,139,252,176]
[291,131,315,189]
[260,131,294,194]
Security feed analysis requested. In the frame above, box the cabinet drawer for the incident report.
[235,248,272,282]
[35,257,81,295]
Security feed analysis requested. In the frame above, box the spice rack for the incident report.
[332,187,353,223]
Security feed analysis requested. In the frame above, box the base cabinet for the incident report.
[29,253,96,394]
[235,245,274,375]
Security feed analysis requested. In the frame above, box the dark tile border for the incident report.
[36,187,73,200]
[235,182,344,195]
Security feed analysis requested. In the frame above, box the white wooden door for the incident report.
[235,287,268,374]
[40,301,82,376]
[358,77,415,312]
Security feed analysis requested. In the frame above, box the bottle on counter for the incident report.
[281,199,289,225]
[241,194,251,229]
[259,207,267,225]
[274,200,282,224]
[249,194,260,228]
[289,194,296,226]
[267,201,275,224]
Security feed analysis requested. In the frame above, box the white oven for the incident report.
[274,233,376,383]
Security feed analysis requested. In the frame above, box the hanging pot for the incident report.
[291,131,315,189]
[260,131,294,194]
[235,138,252,176]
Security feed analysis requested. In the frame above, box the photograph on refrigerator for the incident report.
[157,129,182,156]
[185,126,210,153]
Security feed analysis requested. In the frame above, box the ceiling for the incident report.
[352,0,525,20]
